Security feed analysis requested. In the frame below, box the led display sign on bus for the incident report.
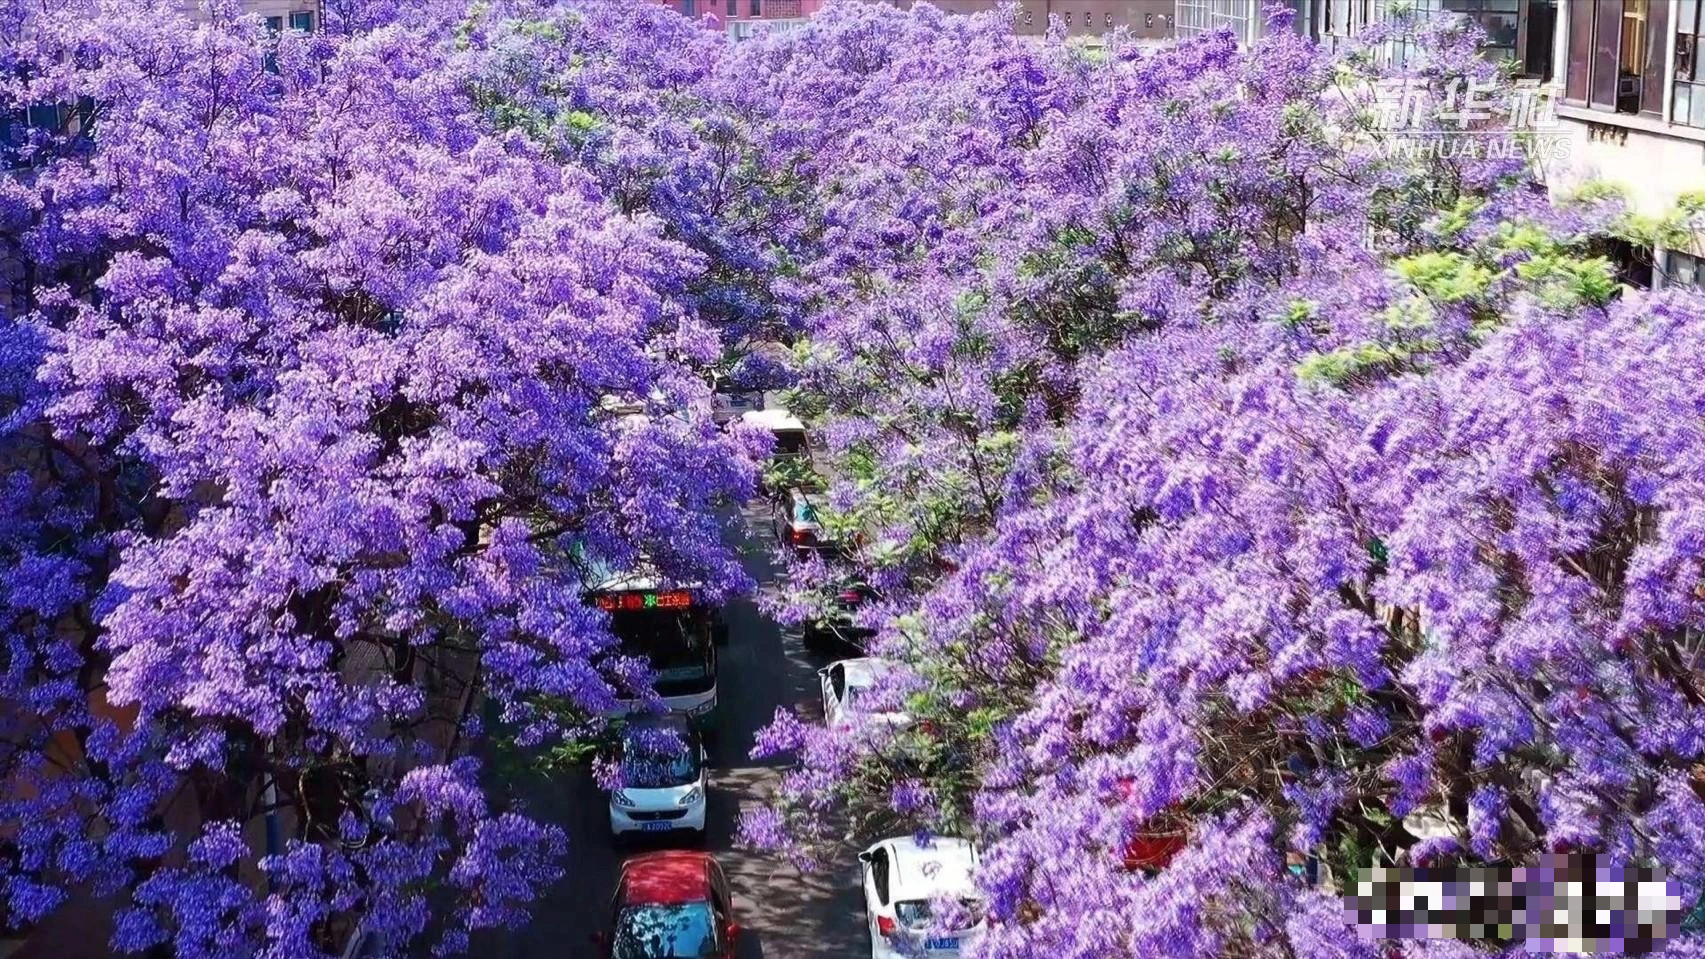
[594,590,693,612]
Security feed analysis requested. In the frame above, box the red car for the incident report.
[593,851,742,959]
[1114,780,1188,873]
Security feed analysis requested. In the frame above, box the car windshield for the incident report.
[613,902,720,959]
[622,728,701,788]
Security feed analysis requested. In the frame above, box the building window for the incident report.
[1523,0,1557,81]
[1664,249,1705,288]
[682,0,695,16]
[1621,0,1650,112]
[1321,0,1375,39]
[289,11,313,32]
[263,16,283,73]
[1145,12,1154,28]
[1676,0,1705,126]
[751,0,761,15]
[1177,0,1260,44]
[1565,0,1664,116]
[1441,0,1556,79]
[1444,0,1519,60]
[727,0,737,15]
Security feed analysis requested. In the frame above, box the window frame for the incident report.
[1565,0,1661,116]
[1443,0,1522,64]
[1663,249,1705,288]
[1676,0,1705,126]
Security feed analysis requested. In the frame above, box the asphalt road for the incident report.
[480,503,868,959]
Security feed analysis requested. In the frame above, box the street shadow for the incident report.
[734,928,765,959]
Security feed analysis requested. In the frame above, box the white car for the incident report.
[740,407,809,461]
[859,835,985,958]
[608,717,708,840]
[712,388,764,424]
[819,658,910,731]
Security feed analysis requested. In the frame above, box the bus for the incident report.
[588,565,729,735]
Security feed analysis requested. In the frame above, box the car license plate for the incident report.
[641,822,672,832]
[925,938,959,951]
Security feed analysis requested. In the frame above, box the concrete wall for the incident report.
[1549,112,1705,217]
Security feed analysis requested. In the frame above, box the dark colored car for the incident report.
[802,580,877,653]
[594,851,741,959]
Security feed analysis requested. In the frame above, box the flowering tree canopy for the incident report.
[731,3,1705,958]
[1,1,753,955]
[3,0,1704,957]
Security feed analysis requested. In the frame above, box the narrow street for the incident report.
[482,504,867,958]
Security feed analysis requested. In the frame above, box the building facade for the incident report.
[909,1,1179,40]
[656,0,828,39]
[1552,0,1705,288]
[1177,0,1554,75]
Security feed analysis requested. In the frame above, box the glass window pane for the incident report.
[1675,252,1697,286]
[1677,82,1693,124]
[1484,12,1518,45]
[1684,0,1701,35]
[1693,82,1705,126]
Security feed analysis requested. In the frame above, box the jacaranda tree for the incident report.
[4,0,1705,957]
[0,1,754,955]
[728,3,1705,958]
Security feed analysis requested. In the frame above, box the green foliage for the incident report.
[1429,196,1484,241]
[1513,254,1617,309]
[1297,340,1433,387]
[1560,179,1629,206]
[762,455,823,494]
[1392,251,1497,304]
[1379,297,1434,332]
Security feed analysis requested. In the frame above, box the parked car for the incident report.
[1112,779,1188,873]
[712,388,763,425]
[594,851,741,959]
[608,716,708,841]
[772,486,829,554]
[802,577,878,652]
[820,657,910,732]
[859,835,984,958]
[742,407,810,493]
